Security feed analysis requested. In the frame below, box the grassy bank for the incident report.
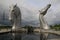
[0,26,12,29]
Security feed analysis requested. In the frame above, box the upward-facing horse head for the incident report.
[39,4,51,16]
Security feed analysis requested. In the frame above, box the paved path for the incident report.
[0,29,60,35]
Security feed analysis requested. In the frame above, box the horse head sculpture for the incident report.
[9,4,21,30]
[39,4,51,29]
[39,4,51,16]
[39,4,51,40]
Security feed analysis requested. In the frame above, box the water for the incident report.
[0,33,60,40]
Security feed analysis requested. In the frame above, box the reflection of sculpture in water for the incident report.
[9,4,21,30]
[39,4,51,40]
[9,4,22,40]
[39,4,51,29]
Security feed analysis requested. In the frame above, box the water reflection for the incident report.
[0,33,60,40]
[0,33,12,40]
[12,33,22,40]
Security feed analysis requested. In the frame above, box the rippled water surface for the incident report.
[0,33,60,40]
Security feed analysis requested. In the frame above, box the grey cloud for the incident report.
[20,7,39,27]
[0,0,60,27]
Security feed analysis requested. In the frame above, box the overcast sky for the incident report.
[0,0,60,27]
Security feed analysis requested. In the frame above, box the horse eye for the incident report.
[12,10,14,12]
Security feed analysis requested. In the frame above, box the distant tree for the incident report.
[50,24,60,31]
[24,25,34,34]
[50,25,53,29]
[23,25,29,28]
